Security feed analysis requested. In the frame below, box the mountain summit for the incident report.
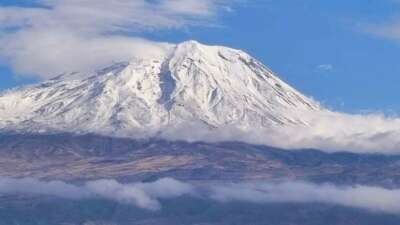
[0,41,321,135]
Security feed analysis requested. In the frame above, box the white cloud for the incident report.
[2,176,400,214]
[317,64,333,71]
[360,2,400,41]
[211,181,400,214]
[0,177,193,210]
[159,0,216,16]
[0,0,222,33]
[0,30,172,76]
[161,111,400,154]
[362,20,400,40]
[0,176,91,199]
[86,178,193,210]
[0,0,238,78]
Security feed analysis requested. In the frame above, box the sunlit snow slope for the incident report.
[0,41,322,135]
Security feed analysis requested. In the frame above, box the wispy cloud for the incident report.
[211,181,400,214]
[360,2,400,41]
[2,177,400,214]
[317,64,333,71]
[0,177,193,210]
[362,20,400,41]
[0,0,240,78]
[0,0,223,33]
[0,177,91,199]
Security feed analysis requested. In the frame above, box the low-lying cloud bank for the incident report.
[211,181,400,214]
[161,111,400,154]
[1,177,400,214]
[0,177,192,210]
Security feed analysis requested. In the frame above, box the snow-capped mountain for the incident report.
[0,40,322,136]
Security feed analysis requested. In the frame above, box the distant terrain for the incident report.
[0,133,399,188]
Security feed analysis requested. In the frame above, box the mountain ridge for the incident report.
[0,40,322,136]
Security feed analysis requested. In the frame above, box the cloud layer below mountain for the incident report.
[161,110,400,154]
[0,177,192,210]
[1,177,400,214]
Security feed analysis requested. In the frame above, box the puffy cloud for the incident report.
[0,0,238,78]
[0,30,172,76]
[161,111,400,154]
[86,178,193,210]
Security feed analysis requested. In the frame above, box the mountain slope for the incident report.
[0,40,322,135]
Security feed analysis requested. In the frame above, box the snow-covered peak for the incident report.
[0,41,322,136]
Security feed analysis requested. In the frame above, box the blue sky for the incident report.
[1,0,400,114]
